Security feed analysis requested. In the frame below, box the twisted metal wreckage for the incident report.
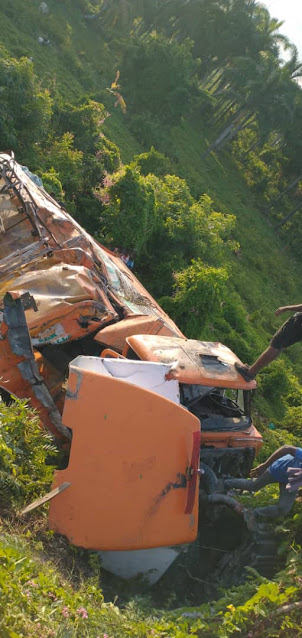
[0,153,263,582]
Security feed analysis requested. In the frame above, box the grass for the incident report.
[104,113,143,164]
[1,508,302,638]
[0,398,302,638]
[0,4,302,632]
[167,119,302,353]
[0,0,301,350]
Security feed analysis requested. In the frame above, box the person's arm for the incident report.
[276,304,302,316]
[250,445,297,478]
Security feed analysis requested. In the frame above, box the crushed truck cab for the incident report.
[123,334,261,476]
[0,153,262,577]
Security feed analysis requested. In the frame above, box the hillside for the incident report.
[0,1,302,636]
[0,2,301,408]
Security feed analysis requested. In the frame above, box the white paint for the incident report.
[69,356,180,404]
[32,322,68,346]
[99,547,180,585]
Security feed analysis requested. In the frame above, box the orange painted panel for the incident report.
[127,335,257,390]
[49,369,200,550]
[94,316,178,353]
[200,423,263,454]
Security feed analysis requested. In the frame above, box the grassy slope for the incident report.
[0,0,112,98]
[1,0,302,419]
[0,3,302,636]
[106,112,302,368]
[1,512,302,638]
[0,0,300,350]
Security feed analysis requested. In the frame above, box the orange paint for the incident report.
[95,315,178,353]
[0,154,264,556]
[126,334,257,390]
[200,423,263,455]
[49,367,200,550]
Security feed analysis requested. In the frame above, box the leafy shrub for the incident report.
[96,165,156,255]
[74,193,103,234]
[41,132,84,199]
[39,167,64,200]
[53,99,109,155]
[277,405,302,437]
[162,259,229,337]
[213,321,255,364]
[0,399,56,511]
[139,182,237,298]
[0,52,52,157]
[257,359,292,418]
[133,146,171,177]
[129,113,170,149]
[255,422,300,465]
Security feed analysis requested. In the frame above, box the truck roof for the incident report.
[126,334,257,389]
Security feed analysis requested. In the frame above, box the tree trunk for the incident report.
[275,202,302,229]
[202,111,254,158]
[267,174,302,210]
[243,136,261,156]
[206,73,225,94]
[214,100,237,123]
[202,69,222,91]
[217,113,255,150]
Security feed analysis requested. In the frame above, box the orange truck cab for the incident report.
[122,334,262,476]
[0,153,262,582]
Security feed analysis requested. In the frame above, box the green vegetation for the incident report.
[0,0,302,634]
[0,400,56,510]
[0,402,302,637]
[0,402,302,638]
[2,524,302,637]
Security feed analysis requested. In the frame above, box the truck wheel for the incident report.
[200,463,218,495]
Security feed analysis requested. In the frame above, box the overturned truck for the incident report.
[0,153,262,581]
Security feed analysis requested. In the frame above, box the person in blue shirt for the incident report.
[224,445,302,522]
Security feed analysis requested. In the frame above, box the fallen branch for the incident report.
[19,482,71,516]
[178,564,214,586]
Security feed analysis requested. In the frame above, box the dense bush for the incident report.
[0,400,56,510]
[133,146,171,177]
[52,99,109,155]
[162,259,229,336]
[0,51,52,158]
[121,33,200,124]
[41,132,84,200]
[96,164,156,255]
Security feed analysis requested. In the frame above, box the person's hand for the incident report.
[286,467,302,492]
[275,306,287,316]
[250,464,266,478]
